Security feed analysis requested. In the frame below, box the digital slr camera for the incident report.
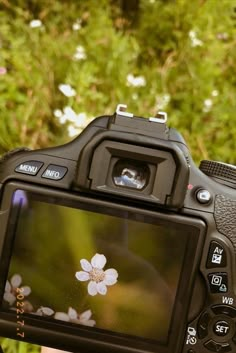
[0,104,235,353]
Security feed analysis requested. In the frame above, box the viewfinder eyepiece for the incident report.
[113,159,150,190]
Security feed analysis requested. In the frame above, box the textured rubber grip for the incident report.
[214,194,236,250]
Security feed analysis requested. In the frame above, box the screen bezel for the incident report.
[0,181,206,353]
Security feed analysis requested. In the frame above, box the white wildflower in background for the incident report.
[54,107,93,137]
[72,19,82,31]
[68,125,81,137]
[203,98,213,113]
[73,45,87,61]
[29,19,42,28]
[55,308,96,327]
[58,84,76,97]
[34,307,54,316]
[132,93,138,100]
[75,253,118,296]
[126,74,146,87]
[4,274,31,305]
[189,30,203,47]
[156,93,170,110]
[211,90,219,97]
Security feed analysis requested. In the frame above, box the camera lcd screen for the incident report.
[2,189,194,345]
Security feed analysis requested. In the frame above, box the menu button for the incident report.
[15,161,43,176]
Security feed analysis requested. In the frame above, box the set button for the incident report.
[207,241,227,268]
[213,320,231,337]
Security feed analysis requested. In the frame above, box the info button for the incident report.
[42,164,68,181]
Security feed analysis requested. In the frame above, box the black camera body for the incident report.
[0,105,235,353]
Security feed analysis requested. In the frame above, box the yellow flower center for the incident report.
[89,268,105,283]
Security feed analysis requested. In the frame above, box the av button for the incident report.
[207,241,227,268]
[15,161,43,175]
[214,320,231,337]
[42,165,68,180]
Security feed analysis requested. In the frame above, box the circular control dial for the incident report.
[199,160,236,189]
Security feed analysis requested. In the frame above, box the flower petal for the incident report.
[80,259,92,272]
[5,280,11,293]
[75,271,90,281]
[104,274,117,286]
[91,253,106,269]
[88,281,98,296]
[79,309,92,320]
[97,282,107,295]
[68,307,77,320]
[104,268,118,278]
[41,307,54,316]
[81,319,96,327]
[11,274,22,288]
[3,292,16,305]
[21,286,31,296]
[55,312,70,321]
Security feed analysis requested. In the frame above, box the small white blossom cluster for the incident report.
[29,19,43,28]
[156,93,170,110]
[4,274,96,327]
[55,84,93,137]
[73,45,87,61]
[126,74,146,87]
[189,30,203,47]
[202,90,219,113]
[55,308,96,327]
[72,19,82,31]
[4,274,31,305]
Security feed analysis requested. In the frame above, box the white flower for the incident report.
[68,125,81,137]
[53,109,63,118]
[212,90,219,97]
[126,74,146,87]
[58,84,76,97]
[75,253,118,296]
[29,19,42,28]
[4,274,31,305]
[34,307,54,316]
[73,46,87,61]
[55,308,96,327]
[72,19,82,31]
[156,93,170,110]
[189,30,203,47]
[132,93,138,100]
[203,98,213,113]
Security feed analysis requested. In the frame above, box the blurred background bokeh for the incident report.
[0,0,236,352]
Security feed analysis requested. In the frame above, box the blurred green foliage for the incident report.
[0,0,236,351]
[0,0,235,164]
